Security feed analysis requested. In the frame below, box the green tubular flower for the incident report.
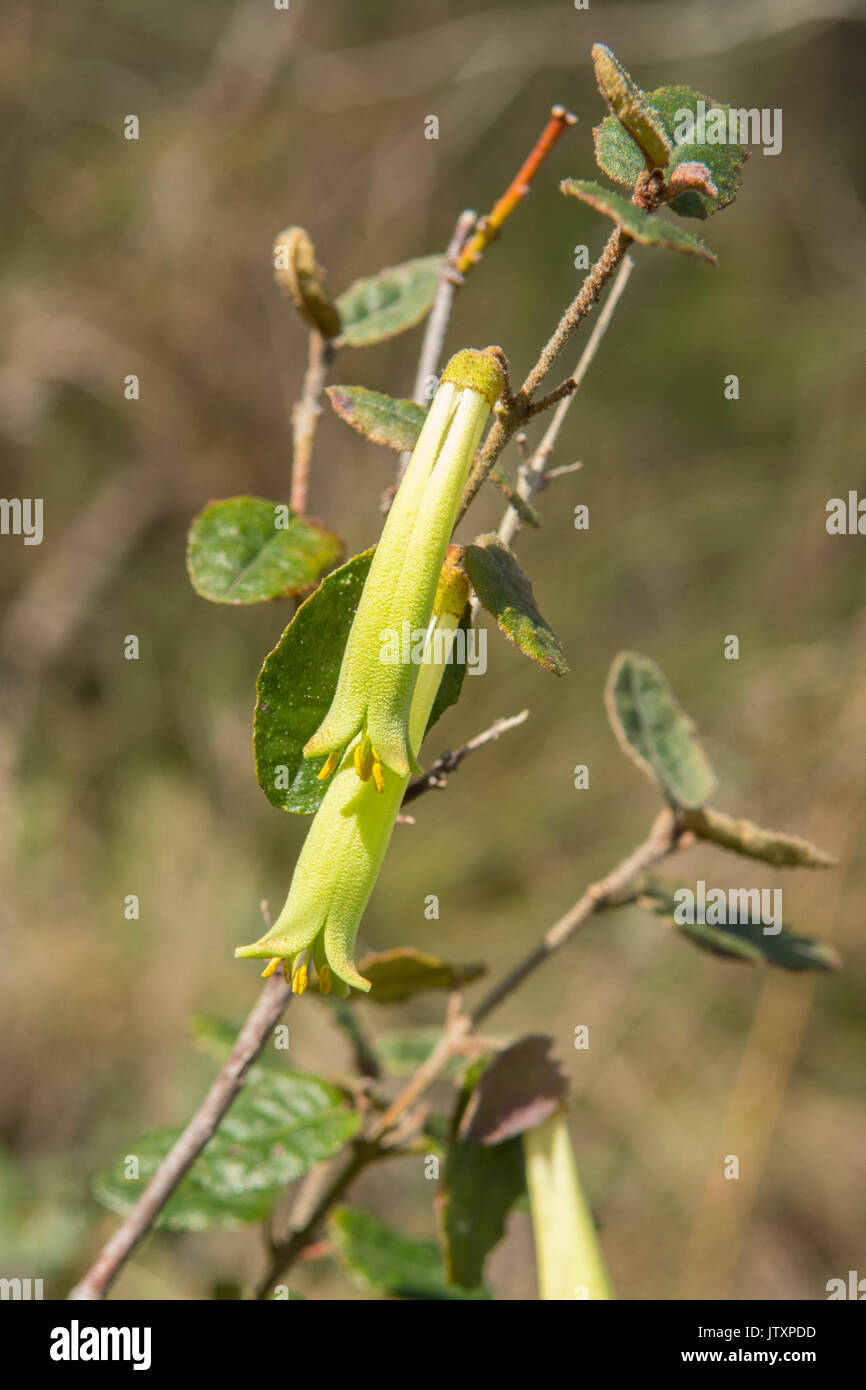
[304,347,504,783]
[523,1110,615,1301]
[235,558,471,994]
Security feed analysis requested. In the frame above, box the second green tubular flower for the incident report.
[304,347,504,781]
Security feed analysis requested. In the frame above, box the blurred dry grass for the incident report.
[1,0,865,1299]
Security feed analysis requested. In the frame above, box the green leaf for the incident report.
[682,807,838,869]
[326,385,426,452]
[605,651,717,810]
[254,549,466,815]
[461,535,568,675]
[187,497,341,605]
[591,44,671,170]
[329,1207,488,1299]
[645,888,843,973]
[459,1036,568,1145]
[593,117,645,189]
[356,947,486,1004]
[94,1072,360,1231]
[593,85,748,220]
[438,1136,525,1288]
[561,180,717,263]
[254,549,373,814]
[337,255,444,348]
[273,227,342,339]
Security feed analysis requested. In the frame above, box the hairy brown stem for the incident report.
[519,225,629,402]
[457,167,667,525]
[495,254,635,552]
[290,330,335,515]
[254,1145,378,1300]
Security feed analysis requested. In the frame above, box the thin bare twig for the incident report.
[455,106,577,275]
[373,807,685,1140]
[68,973,292,1300]
[412,210,477,406]
[291,330,335,514]
[402,709,530,805]
[254,1142,389,1300]
[469,806,684,1027]
[393,210,477,490]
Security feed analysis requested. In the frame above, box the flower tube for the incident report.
[235,557,470,994]
[303,347,504,784]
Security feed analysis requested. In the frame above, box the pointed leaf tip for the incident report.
[591,44,671,170]
[326,385,426,452]
[273,227,341,339]
[462,535,568,675]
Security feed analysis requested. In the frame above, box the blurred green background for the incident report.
[1,0,865,1300]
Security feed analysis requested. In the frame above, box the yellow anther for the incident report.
[317,750,341,782]
[354,735,374,782]
[372,761,385,794]
[318,963,332,995]
[291,963,309,995]
[261,956,281,978]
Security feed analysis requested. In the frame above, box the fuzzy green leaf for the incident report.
[330,1207,488,1299]
[337,255,443,347]
[94,1073,359,1231]
[682,807,838,869]
[187,497,341,604]
[593,116,645,188]
[326,385,427,452]
[254,549,373,814]
[593,84,748,219]
[591,44,671,170]
[605,652,717,809]
[273,227,342,339]
[561,180,717,263]
[356,947,486,1004]
[645,888,842,973]
[438,1137,525,1288]
[462,535,568,675]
